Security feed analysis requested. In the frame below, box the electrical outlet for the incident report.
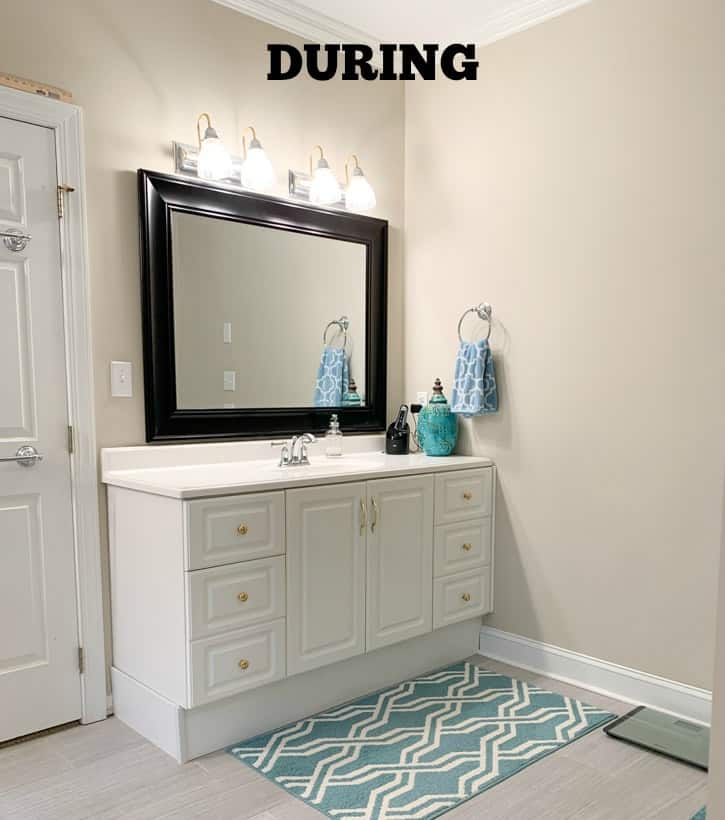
[416,391,428,405]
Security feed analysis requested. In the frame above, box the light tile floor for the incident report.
[0,656,707,819]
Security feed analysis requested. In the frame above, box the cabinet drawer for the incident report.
[189,619,285,706]
[186,492,285,570]
[187,556,285,641]
[435,468,493,524]
[433,567,491,629]
[434,518,491,577]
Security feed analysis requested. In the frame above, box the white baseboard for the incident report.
[479,626,712,726]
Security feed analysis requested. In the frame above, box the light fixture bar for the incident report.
[288,169,346,208]
[173,141,244,185]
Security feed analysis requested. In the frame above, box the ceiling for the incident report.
[213,0,592,49]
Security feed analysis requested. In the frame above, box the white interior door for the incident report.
[366,475,434,651]
[0,115,81,742]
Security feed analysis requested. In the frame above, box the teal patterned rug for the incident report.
[692,809,706,820]
[228,661,615,820]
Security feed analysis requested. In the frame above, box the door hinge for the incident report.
[67,425,74,455]
[57,184,75,218]
[78,646,85,674]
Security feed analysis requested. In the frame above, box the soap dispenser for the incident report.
[417,378,458,456]
[325,414,344,457]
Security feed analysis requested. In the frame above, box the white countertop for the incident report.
[102,451,493,499]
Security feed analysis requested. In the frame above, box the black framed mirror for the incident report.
[139,170,388,443]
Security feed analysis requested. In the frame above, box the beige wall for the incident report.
[708,485,725,814]
[405,0,725,688]
[1,0,404,681]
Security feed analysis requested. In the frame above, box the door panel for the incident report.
[0,116,81,742]
[366,475,434,652]
[0,258,36,438]
[0,495,46,671]
[0,151,27,225]
[286,483,366,676]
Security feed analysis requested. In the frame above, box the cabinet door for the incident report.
[286,483,366,676]
[366,475,434,652]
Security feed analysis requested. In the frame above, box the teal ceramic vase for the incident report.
[417,378,458,456]
[341,377,362,407]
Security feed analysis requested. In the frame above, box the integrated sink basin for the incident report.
[101,436,494,500]
[266,453,381,474]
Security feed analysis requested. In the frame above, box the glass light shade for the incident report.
[345,169,376,211]
[197,133,232,181]
[309,160,342,205]
[241,143,276,192]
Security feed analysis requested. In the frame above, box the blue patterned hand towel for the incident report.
[313,346,349,407]
[451,339,498,417]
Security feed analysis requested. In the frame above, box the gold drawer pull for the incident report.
[462,543,473,552]
[238,659,250,670]
[463,491,473,501]
[237,592,249,603]
[237,524,248,536]
[360,498,367,535]
[461,593,472,603]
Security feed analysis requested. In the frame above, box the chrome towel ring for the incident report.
[323,315,349,349]
[457,302,493,343]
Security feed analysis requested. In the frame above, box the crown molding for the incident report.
[482,0,592,45]
[212,0,592,51]
[211,0,382,52]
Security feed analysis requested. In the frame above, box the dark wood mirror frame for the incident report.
[138,170,388,443]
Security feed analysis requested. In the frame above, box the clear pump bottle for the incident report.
[325,414,344,457]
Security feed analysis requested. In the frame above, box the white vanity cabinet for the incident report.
[104,443,495,762]
[286,475,435,674]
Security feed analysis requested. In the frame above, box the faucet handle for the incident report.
[271,440,292,466]
[299,433,317,465]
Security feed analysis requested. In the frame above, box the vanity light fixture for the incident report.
[344,155,376,212]
[196,113,232,181]
[240,126,276,192]
[308,145,342,206]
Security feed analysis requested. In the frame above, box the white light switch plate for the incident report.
[223,322,232,344]
[223,370,236,392]
[111,361,133,397]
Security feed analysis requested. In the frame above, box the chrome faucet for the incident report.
[272,433,317,467]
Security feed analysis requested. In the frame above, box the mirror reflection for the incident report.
[171,211,367,409]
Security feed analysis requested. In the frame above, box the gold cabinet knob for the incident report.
[238,659,250,670]
[237,592,248,603]
[461,593,472,602]
[463,491,473,501]
[237,524,248,536]
[462,543,473,552]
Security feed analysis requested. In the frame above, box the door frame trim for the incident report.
[0,86,106,724]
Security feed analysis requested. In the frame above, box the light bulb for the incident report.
[241,138,275,192]
[310,158,342,205]
[197,128,232,181]
[345,167,376,211]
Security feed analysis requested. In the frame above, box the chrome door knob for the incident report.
[1,229,32,252]
[0,446,43,467]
